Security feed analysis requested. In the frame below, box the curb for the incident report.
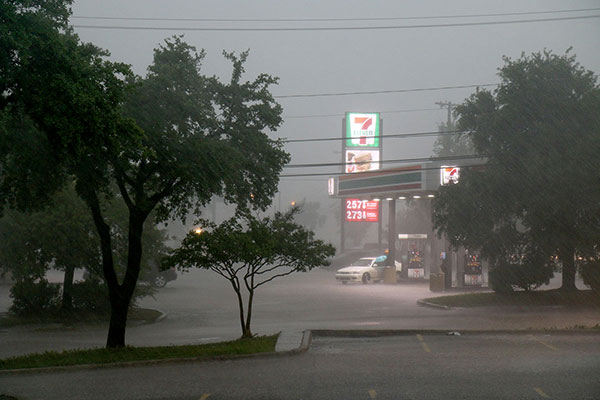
[129,308,167,326]
[310,328,600,337]
[0,331,311,376]
[149,309,167,324]
[416,299,453,310]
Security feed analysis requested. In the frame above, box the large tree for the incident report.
[165,208,335,338]
[85,38,289,347]
[2,1,289,347]
[432,50,600,291]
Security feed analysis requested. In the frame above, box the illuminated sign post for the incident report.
[340,112,383,251]
[345,112,381,173]
[345,199,379,222]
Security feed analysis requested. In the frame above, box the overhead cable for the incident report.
[70,7,600,23]
[282,129,467,144]
[284,154,484,169]
[71,14,600,32]
[274,84,497,99]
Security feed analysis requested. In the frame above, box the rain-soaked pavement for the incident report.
[0,268,598,358]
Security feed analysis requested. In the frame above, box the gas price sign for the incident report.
[345,199,379,222]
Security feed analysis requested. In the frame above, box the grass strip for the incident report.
[423,289,600,308]
[0,334,278,370]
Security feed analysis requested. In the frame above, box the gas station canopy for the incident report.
[328,162,444,199]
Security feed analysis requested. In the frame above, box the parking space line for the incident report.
[534,387,551,398]
[531,336,559,351]
[416,334,431,353]
[199,394,211,400]
[368,389,377,398]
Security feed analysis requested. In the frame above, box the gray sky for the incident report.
[70,0,600,239]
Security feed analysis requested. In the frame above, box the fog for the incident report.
[69,0,600,244]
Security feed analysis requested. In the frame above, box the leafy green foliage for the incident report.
[489,260,555,293]
[9,279,61,315]
[0,184,164,315]
[433,50,600,291]
[165,207,335,337]
[2,2,289,347]
[579,260,600,292]
[432,119,473,158]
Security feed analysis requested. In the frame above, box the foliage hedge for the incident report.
[580,260,600,292]
[489,260,554,293]
[9,276,152,316]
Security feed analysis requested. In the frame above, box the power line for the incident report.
[284,154,483,169]
[280,161,486,178]
[71,14,600,32]
[274,84,497,99]
[70,7,600,23]
[282,129,465,144]
[283,107,441,119]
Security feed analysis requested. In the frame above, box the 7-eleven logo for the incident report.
[349,113,377,146]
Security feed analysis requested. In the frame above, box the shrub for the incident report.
[70,279,111,314]
[579,260,600,292]
[489,260,554,293]
[9,279,61,315]
[71,274,155,314]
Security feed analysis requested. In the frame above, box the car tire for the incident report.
[341,281,348,285]
[153,274,167,288]
[362,273,371,284]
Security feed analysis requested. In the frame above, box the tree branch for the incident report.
[254,269,298,288]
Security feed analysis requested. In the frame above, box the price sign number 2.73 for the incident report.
[346,210,367,220]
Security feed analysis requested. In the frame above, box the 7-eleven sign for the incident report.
[346,112,380,147]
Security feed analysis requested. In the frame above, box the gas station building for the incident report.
[330,112,486,288]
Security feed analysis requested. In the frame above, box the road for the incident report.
[0,268,598,358]
[1,332,599,399]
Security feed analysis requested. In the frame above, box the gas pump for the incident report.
[407,245,425,279]
[464,251,483,286]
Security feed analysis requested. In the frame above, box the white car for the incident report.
[335,256,388,284]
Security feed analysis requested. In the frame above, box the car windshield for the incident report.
[350,259,373,267]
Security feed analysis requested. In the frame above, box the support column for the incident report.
[384,198,397,283]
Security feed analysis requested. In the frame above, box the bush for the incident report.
[489,260,554,293]
[579,260,600,292]
[70,279,111,314]
[9,279,61,315]
[70,275,155,314]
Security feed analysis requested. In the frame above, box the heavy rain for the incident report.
[1,1,599,399]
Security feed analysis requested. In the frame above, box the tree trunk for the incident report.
[61,265,75,310]
[106,289,130,348]
[105,210,146,348]
[243,289,254,338]
[231,281,247,338]
[560,244,577,291]
[85,190,147,348]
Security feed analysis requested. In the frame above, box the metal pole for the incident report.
[341,116,346,253]
[384,198,397,283]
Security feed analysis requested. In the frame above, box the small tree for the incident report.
[165,207,335,338]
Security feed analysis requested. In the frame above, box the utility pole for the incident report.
[435,101,456,129]
[435,101,457,289]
